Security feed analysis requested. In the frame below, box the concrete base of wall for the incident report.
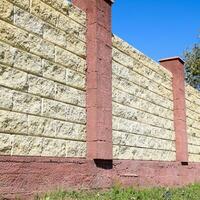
[1,156,200,199]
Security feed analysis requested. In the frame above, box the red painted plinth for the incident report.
[1,156,200,199]
[160,57,188,162]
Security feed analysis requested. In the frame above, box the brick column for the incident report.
[72,0,113,160]
[159,57,188,163]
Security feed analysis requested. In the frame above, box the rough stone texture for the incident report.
[43,24,86,57]
[0,86,13,109]
[55,83,85,107]
[0,0,14,22]
[0,64,28,91]
[113,145,176,161]
[0,110,28,134]
[112,35,172,84]
[41,0,86,25]
[42,59,66,83]
[0,41,15,66]
[0,133,13,155]
[113,116,175,141]
[55,120,86,140]
[113,131,176,151]
[9,0,30,11]
[42,60,85,89]
[113,102,173,130]
[28,74,56,98]
[28,115,86,140]
[14,7,44,36]
[55,46,86,74]
[14,49,43,75]
[42,98,86,124]
[186,85,200,162]
[57,13,86,42]
[0,0,86,158]
[31,0,59,26]
[28,115,56,137]
[112,35,175,161]
[112,87,173,120]
[12,91,42,114]
[0,19,55,60]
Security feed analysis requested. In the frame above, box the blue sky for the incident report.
[112,0,200,62]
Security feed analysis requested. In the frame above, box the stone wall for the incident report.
[112,35,176,161]
[0,0,87,157]
[186,85,200,162]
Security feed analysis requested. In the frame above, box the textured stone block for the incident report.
[66,141,86,157]
[0,20,54,59]
[188,144,200,154]
[0,41,15,66]
[41,0,86,26]
[186,84,200,101]
[0,0,14,22]
[0,87,13,110]
[186,100,200,114]
[112,116,175,141]
[188,135,200,146]
[0,64,28,91]
[0,133,13,155]
[42,60,66,83]
[112,87,173,120]
[43,24,67,47]
[113,130,175,151]
[112,35,172,80]
[112,102,174,131]
[186,109,200,122]
[31,0,59,25]
[112,61,173,100]
[57,13,86,42]
[112,47,172,90]
[9,0,30,10]
[0,110,28,134]
[14,7,44,36]
[55,46,86,74]
[41,138,66,157]
[112,74,173,110]
[28,74,56,98]
[189,154,200,162]
[65,67,85,90]
[12,91,41,114]
[55,83,85,107]
[12,135,43,156]
[28,34,55,60]
[42,99,86,124]
[187,118,200,130]
[28,115,56,137]
[0,20,29,50]
[64,35,86,58]
[113,145,176,161]
[187,126,200,138]
[56,120,86,140]
[14,49,42,75]
[44,24,86,57]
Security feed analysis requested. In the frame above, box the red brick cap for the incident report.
[159,56,185,65]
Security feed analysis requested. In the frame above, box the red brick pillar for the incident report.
[72,0,113,160]
[159,57,188,163]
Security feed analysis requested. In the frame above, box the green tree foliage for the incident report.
[184,43,200,90]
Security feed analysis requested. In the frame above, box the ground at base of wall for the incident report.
[36,184,200,200]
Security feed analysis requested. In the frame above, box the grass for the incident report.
[36,184,200,200]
